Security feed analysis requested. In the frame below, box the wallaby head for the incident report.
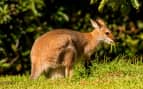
[90,18,114,44]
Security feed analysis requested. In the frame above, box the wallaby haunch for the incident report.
[30,18,114,79]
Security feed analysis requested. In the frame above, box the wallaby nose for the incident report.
[111,35,115,42]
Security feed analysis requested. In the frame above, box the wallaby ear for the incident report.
[90,19,100,29]
[96,18,105,26]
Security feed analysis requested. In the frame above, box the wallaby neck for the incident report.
[83,31,101,46]
[82,32,101,57]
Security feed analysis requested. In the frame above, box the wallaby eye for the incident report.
[105,32,110,35]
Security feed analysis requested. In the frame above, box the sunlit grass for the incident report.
[0,56,143,89]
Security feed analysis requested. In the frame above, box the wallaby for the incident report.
[30,18,114,80]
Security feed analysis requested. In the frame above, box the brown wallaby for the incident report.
[30,18,114,80]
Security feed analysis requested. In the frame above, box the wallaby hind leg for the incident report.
[64,48,75,78]
[30,63,44,80]
[65,66,73,78]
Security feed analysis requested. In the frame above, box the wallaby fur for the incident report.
[30,18,114,80]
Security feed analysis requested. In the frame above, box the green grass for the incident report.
[1,56,143,89]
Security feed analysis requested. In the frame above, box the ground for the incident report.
[0,56,143,89]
